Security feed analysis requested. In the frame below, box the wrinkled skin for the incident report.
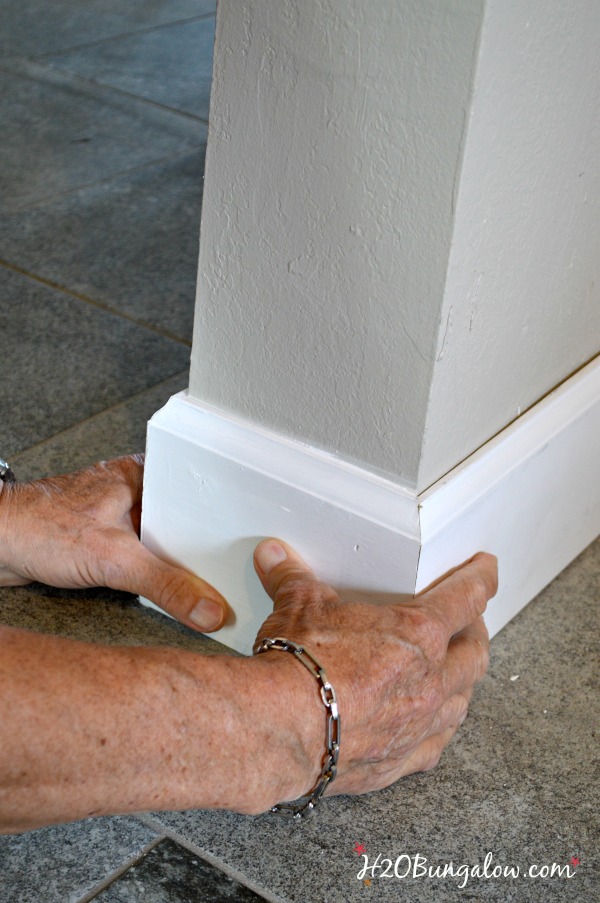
[0,455,229,632]
[0,456,497,816]
[252,540,496,796]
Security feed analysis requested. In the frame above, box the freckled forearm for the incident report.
[0,484,30,586]
[0,626,318,833]
[0,482,10,578]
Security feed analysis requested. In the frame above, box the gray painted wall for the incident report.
[190,0,483,488]
[190,0,600,491]
[418,0,600,490]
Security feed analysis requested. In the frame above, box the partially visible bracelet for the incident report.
[255,636,341,819]
[0,457,16,484]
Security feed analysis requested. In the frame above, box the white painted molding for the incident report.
[141,357,600,653]
[417,356,600,637]
[141,394,421,655]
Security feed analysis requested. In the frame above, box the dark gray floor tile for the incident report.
[0,579,229,656]
[11,372,188,481]
[1,0,216,59]
[0,267,189,459]
[0,370,229,652]
[0,66,203,211]
[94,838,267,902]
[0,151,205,342]
[0,376,230,667]
[45,17,215,120]
[0,817,159,903]
[0,556,233,663]
[141,538,600,903]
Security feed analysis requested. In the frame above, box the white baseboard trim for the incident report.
[141,394,422,655]
[417,357,600,637]
[141,357,600,654]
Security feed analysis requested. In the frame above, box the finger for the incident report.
[398,724,460,776]
[445,615,490,691]
[254,538,339,610]
[104,454,145,502]
[104,456,146,533]
[106,535,230,632]
[438,615,490,696]
[130,500,142,537]
[418,552,498,639]
[416,552,495,599]
[333,716,468,796]
[425,688,472,738]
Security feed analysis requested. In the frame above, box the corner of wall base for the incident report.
[141,358,599,652]
[416,357,600,638]
[141,392,421,655]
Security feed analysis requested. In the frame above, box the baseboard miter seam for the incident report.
[141,357,600,651]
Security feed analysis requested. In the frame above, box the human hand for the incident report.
[253,539,497,799]
[0,455,228,632]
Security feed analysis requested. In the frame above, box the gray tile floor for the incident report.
[0,2,598,901]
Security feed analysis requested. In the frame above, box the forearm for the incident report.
[0,479,43,586]
[0,480,13,584]
[0,626,320,833]
[0,481,18,586]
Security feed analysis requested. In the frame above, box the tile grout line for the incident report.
[33,62,210,124]
[33,11,217,60]
[72,834,167,903]
[3,145,207,216]
[135,815,289,903]
[10,369,189,465]
[0,258,192,346]
[0,56,210,126]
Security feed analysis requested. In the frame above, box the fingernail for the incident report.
[189,599,224,631]
[255,541,287,575]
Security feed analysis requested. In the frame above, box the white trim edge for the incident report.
[141,357,600,652]
[417,357,600,636]
[141,394,421,655]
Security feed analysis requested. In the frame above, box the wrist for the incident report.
[254,638,341,817]
[247,652,324,808]
[179,652,322,815]
[212,654,323,814]
[0,634,328,830]
[0,478,9,576]
[0,481,29,586]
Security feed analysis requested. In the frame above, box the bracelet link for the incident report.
[255,636,341,819]
[0,457,16,484]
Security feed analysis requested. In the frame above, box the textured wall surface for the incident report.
[418,0,600,490]
[190,0,483,487]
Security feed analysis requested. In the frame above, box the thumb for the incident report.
[108,536,230,633]
[254,538,338,609]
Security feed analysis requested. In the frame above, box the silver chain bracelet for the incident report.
[0,457,16,484]
[255,637,341,820]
